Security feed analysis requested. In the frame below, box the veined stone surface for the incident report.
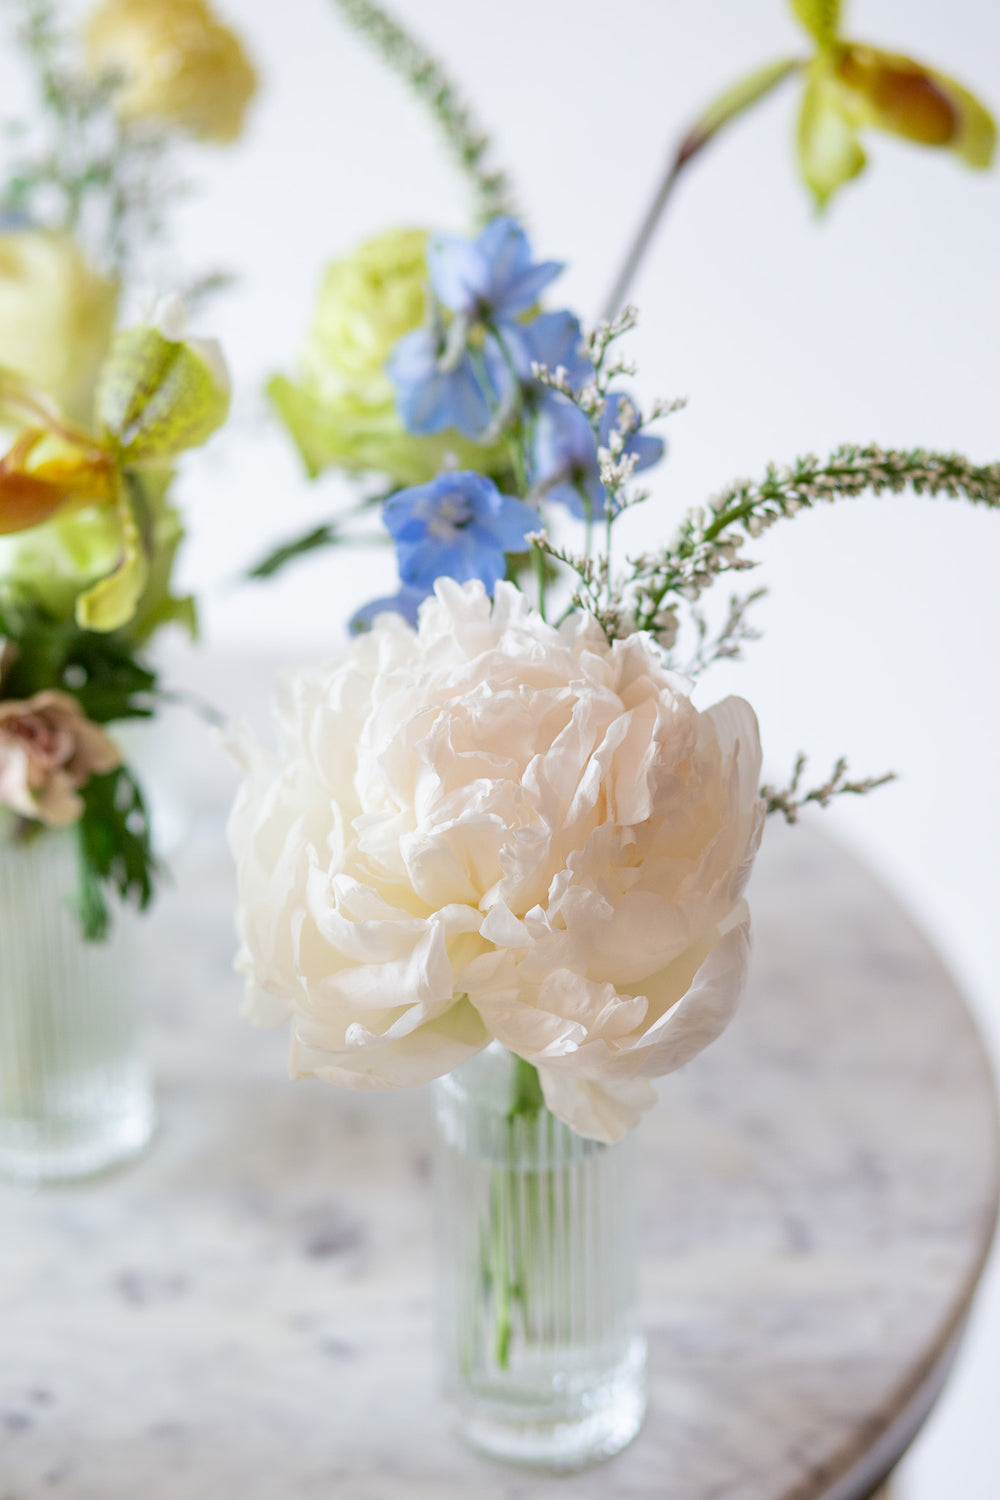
[0,813,996,1499]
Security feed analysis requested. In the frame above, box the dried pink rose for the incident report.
[0,691,122,826]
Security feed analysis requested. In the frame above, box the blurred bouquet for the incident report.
[0,0,255,935]
[0,316,229,933]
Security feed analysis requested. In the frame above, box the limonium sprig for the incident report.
[680,586,767,678]
[604,442,1000,642]
[762,753,898,824]
[526,308,1000,651]
[3,0,173,277]
[2,0,255,287]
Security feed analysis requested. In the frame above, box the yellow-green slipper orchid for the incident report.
[0,373,114,536]
[791,0,996,207]
[0,322,229,634]
[603,1,995,314]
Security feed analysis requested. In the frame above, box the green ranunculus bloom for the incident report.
[303,227,430,405]
[273,228,507,487]
[84,0,257,144]
[269,377,506,489]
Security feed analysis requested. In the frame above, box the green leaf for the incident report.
[0,589,82,699]
[64,637,157,724]
[75,475,149,633]
[796,62,867,208]
[96,327,230,465]
[74,766,158,941]
[790,0,841,47]
[74,836,111,942]
[246,522,341,580]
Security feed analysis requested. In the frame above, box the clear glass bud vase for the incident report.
[0,823,155,1185]
[432,1043,646,1471]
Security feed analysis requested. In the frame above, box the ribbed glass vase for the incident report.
[432,1043,646,1471]
[0,822,154,1185]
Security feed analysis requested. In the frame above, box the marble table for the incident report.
[1,815,997,1500]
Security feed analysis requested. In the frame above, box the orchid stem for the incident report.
[601,156,685,322]
[601,57,800,319]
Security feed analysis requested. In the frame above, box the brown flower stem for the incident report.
[600,152,688,323]
[601,58,802,320]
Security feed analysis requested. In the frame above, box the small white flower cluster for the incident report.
[762,754,897,824]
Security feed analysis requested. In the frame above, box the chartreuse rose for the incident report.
[269,228,507,487]
[84,0,257,144]
[0,325,229,634]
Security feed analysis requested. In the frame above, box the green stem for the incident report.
[485,1054,546,1370]
[533,546,548,621]
[490,1170,514,1368]
[605,494,615,609]
[507,1052,545,1121]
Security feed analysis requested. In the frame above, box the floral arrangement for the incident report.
[0,0,254,936]
[228,0,998,1147]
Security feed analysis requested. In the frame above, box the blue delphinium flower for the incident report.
[350,582,429,633]
[428,217,563,322]
[531,393,665,519]
[386,218,568,439]
[383,471,540,593]
[387,326,491,438]
[484,309,593,413]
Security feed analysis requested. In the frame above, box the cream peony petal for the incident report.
[289,996,489,1090]
[238,973,293,1028]
[303,877,483,1011]
[472,968,648,1064]
[615,904,753,1079]
[537,1071,658,1144]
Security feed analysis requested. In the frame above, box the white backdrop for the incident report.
[5,1,1000,1493]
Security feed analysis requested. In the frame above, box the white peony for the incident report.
[227,580,764,1142]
